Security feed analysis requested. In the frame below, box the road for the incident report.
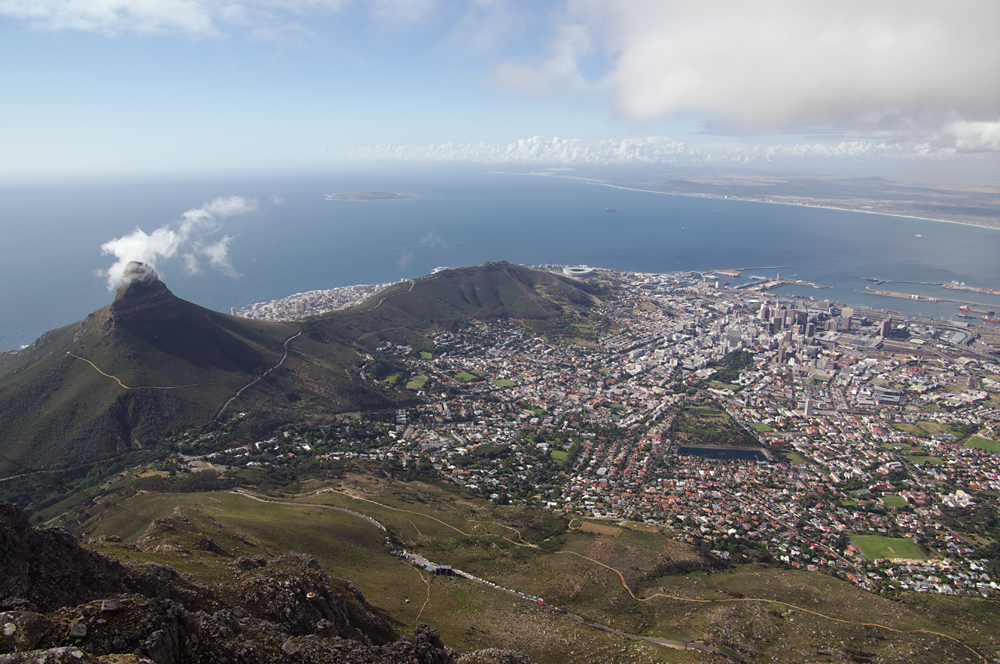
[215,329,303,419]
[229,487,726,657]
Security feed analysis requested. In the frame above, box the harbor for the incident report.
[738,276,831,291]
[857,285,1000,309]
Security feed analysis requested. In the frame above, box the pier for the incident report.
[745,278,831,292]
[863,278,944,286]
[707,265,792,277]
[857,286,1000,308]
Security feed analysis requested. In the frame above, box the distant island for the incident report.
[325,191,414,201]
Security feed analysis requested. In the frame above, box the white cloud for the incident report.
[0,0,220,35]
[100,195,257,288]
[495,22,594,95]
[200,235,238,276]
[452,0,521,53]
[335,134,925,166]
[100,226,183,287]
[497,1,1000,143]
[182,252,201,274]
[200,194,258,218]
[945,121,1000,154]
[0,0,350,36]
[370,0,435,24]
[418,231,445,247]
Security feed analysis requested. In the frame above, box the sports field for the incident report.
[880,495,908,508]
[966,436,1000,453]
[851,535,927,561]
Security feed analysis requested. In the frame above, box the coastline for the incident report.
[544,173,1000,231]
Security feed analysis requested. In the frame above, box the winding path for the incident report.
[66,352,209,390]
[228,487,718,655]
[363,278,422,312]
[226,487,984,662]
[328,489,539,548]
[229,487,385,532]
[215,329,302,419]
[559,551,985,662]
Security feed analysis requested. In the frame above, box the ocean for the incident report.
[2,167,998,352]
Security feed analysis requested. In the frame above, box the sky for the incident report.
[1,0,998,181]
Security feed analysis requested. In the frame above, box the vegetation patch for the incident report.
[906,455,944,465]
[881,495,909,508]
[406,375,428,390]
[671,400,759,448]
[690,408,724,417]
[708,350,755,385]
[492,378,514,387]
[782,452,807,465]
[966,436,1000,453]
[750,422,774,433]
[851,535,928,561]
[580,521,622,537]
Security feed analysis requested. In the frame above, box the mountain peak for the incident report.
[111,262,174,321]
[121,261,161,288]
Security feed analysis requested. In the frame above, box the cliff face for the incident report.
[0,501,464,664]
[0,501,132,613]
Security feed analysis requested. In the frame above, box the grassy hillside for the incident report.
[45,468,999,664]
[308,262,603,348]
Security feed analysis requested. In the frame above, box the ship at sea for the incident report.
[605,206,618,212]
[958,306,996,314]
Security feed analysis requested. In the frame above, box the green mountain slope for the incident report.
[308,261,603,348]
[0,265,303,473]
[0,261,600,487]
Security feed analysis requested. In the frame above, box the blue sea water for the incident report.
[1,167,998,351]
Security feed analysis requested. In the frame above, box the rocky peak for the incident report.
[110,263,175,322]
[0,500,30,538]
[0,501,516,664]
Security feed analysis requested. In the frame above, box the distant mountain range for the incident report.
[0,261,600,492]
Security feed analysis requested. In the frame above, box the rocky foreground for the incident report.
[0,501,530,664]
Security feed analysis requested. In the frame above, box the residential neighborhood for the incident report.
[195,267,1000,600]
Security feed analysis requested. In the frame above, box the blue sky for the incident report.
[1,0,998,181]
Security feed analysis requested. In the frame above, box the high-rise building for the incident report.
[880,317,891,337]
